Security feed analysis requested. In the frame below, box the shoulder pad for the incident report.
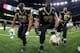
[24,7,31,10]
[52,7,56,10]
[60,11,64,13]
[15,13,19,16]
[16,7,31,10]
[67,11,71,13]
[39,7,44,11]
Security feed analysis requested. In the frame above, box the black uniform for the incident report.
[16,9,31,46]
[60,11,71,39]
[38,7,57,44]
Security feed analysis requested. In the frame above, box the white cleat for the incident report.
[77,46,80,52]
[10,36,14,39]
[20,46,26,52]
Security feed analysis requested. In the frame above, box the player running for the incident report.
[37,2,59,52]
[59,7,72,46]
[10,3,32,52]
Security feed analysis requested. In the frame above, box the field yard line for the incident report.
[0,27,10,29]
[0,31,80,37]
[0,34,9,36]
[0,34,39,37]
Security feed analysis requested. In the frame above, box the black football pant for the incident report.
[18,23,28,46]
[39,23,54,44]
[62,21,68,39]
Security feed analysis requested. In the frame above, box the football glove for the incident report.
[25,31,29,36]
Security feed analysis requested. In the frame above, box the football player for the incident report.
[32,10,40,36]
[59,7,72,46]
[37,2,59,52]
[11,3,32,52]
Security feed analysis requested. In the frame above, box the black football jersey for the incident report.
[60,11,71,21]
[39,7,56,24]
[15,9,31,23]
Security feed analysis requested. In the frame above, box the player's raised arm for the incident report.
[59,12,64,23]
[54,12,59,28]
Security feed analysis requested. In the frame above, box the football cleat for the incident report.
[62,39,67,46]
[9,28,15,39]
[10,36,14,39]
[20,46,26,52]
[38,45,44,52]
[77,45,80,52]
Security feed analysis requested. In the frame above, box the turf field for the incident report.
[0,27,80,53]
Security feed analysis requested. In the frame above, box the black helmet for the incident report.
[45,2,51,8]
[18,3,25,8]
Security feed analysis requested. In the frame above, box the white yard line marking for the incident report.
[0,34,9,36]
[0,27,10,29]
[0,34,39,37]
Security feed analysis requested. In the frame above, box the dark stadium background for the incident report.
[0,0,80,25]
